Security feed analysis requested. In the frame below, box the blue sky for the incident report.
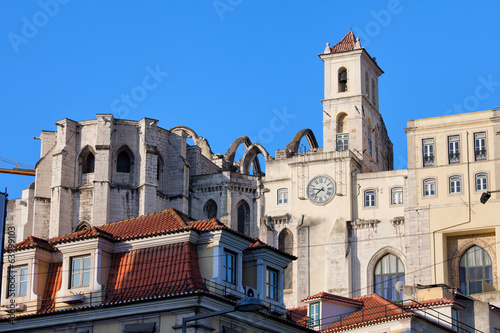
[1,1,499,198]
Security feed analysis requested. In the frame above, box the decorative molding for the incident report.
[351,219,380,229]
[95,145,110,150]
[261,215,291,228]
[391,216,405,226]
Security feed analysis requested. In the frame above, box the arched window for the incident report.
[237,200,250,234]
[82,152,95,173]
[204,199,217,219]
[374,254,405,301]
[365,72,369,98]
[371,79,376,105]
[117,151,131,173]
[449,175,462,194]
[391,187,403,205]
[364,189,376,207]
[277,188,288,205]
[476,173,488,191]
[279,229,293,290]
[459,246,493,294]
[338,67,347,92]
[423,178,436,197]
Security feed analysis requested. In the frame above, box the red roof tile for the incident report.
[403,298,466,310]
[323,294,410,332]
[329,31,356,54]
[7,236,57,253]
[287,306,308,326]
[39,262,62,313]
[105,242,205,302]
[301,292,363,307]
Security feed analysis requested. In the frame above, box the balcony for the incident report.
[423,155,434,167]
[475,149,486,161]
[448,152,460,164]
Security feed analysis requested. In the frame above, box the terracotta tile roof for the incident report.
[50,226,114,244]
[39,262,62,312]
[105,242,205,302]
[323,294,411,332]
[301,292,363,307]
[329,31,356,54]
[287,306,308,326]
[246,238,297,260]
[7,236,57,253]
[403,298,466,310]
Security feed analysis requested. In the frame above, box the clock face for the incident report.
[307,176,335,205]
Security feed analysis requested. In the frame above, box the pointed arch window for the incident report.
[117,151,131,173]
[374,254,405,301]
[459,246,493,294]
[204,199,217,219]
[237,200,250,234]
[82,152,95,173]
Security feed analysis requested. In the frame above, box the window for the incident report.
[82,152,95,173]
[391,187,403,205]
[448,135,460,164]
[237,200,249,234]
[423,178,436,197]
[338,68,347,92]
[475,132,486,161]
[279,229,293,289]
[117,151,131,173]
[204,199,217,219]
[452,308,460,332]
[365,72,369,98]
[223,250,236,284]
[375,146,379,163]
[422,138,434,167]
[8,266,28,297]
[449,176,462,194]
[266,268,278,301]
[309,302,320,327]
[336,133,349,151]
[371,79,376,105]
[374,254,405,301]
[459,246,493,294]
[71,255,91,288]
[364,189,375,207]
[367,139,372,157]
[476,173,488,191]
[277,188,288,205]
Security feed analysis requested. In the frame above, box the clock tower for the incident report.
[319,31,392,172]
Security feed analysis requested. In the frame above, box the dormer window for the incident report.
[8,265,28,297]
[70,255,91,288]
[266,267,278,301]
[223,250,236,284]
[309,302,320,327]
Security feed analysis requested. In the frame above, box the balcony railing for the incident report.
[0,278,285,320]
[475,149,486,161]
[423,155,434,167]
[449,152,460,164]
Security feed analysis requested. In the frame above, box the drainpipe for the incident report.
[432,131,472,283]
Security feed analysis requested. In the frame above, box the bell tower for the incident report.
[319,31,392,171]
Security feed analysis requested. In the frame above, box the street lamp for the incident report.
[480,190,500,204]
[181,297,266,333]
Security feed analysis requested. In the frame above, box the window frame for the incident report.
[367,139,372,157]
[223,249,236,285]
[449,175,462,194]
[391,187,403,205]
[374,254,405,302]
[422,138,435,167]
[309,302,320,327]
[70,255,91,289]
[448,135,460,164]
[336,133,349,151]
[474,132,486,161]
[423,178,436,197]
[459,245,493,295]
[266,267,279,301]
[8,265,28,298]
[475,173,488,192]
[364,189,376,207]
[277,188,289,206]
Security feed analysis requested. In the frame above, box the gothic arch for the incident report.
[115,145,134,173]
[157,153,165,192]
[278,228,293,254]
[449,237,497,290]
[285,129,319,156]
[170,126,214,157]
[236,200,250,234]
[224,136,252,166]
[366,247,406,294]
[75,221,91,232]
[204,199,218,219]
[78,145,96,185]
[240,143,269,175]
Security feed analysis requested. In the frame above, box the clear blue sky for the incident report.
[1,1,499,198]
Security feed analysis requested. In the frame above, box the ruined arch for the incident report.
[285,129,319,156]
[224,136,261,174]
[240,143,269,175]
[169,126,214,157]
